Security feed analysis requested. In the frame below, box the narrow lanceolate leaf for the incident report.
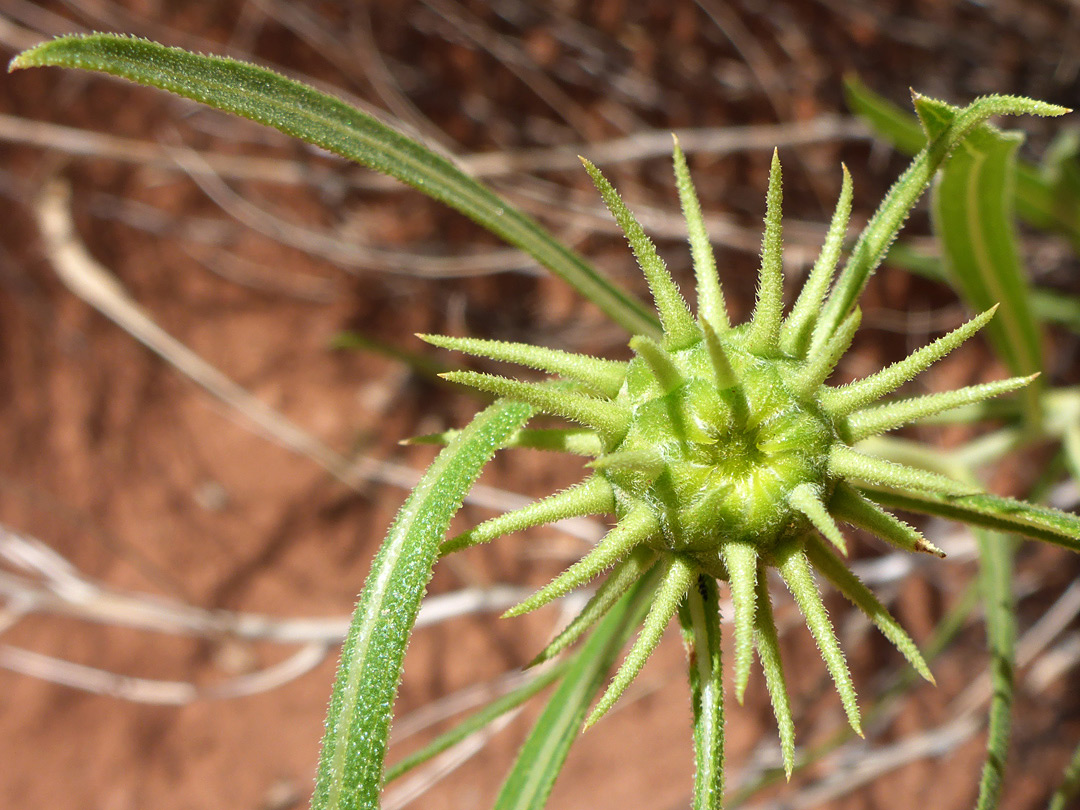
[805,535,933,683]
[829,483,944,557]
[309,399,532,810]
[531,547,659,665]
[494,577,656,810]
[776,543,862,736]
[721,540,759,702]
[419,333,627,398]
[821,306,998,417]
[862,487,1080,554]
[828,445,976,497]
[10,35,657,337]
[384,661,567,783]
[753,567,795,778]
[504,503,659,617]
[973,528,1016,810]
[441,371,629,440]
[843,74,1080,252]
[788,483,848,555]
[441,475,615,554]
[844,374,1037,442]
[581,157,698,348]
[673,136,728,332]
[678,575,726,810]
[814,93,1068,350]
[748,150,785,354]
[783,165,853,357]
[792,308,861,398]
[926,97,1044,424]
[585,554,696,728]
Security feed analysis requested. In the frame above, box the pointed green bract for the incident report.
[783,166,853,357]
[792,307,861,398]
[673,136,728,332]
[830,483,945,557]
[531,548,659,665]
[721,541,759,702]
[829,445,976,497]
[442,370,630,439]
[585,554,695,728]
[629,335,684,393]
[501,428,605,456]
[701,320,738,391]
[747,150,785,354]
[700,320,749,424]
[754,567,795,778]
[822,306,998,416]
[504,504,659,618]
[805,536,934,682]
[788,483,848,555]
[442,475,615,554]
[588,448,664,477]
[776,544,862,736]
[845,374,1037,441]
[581,157,698,349]
[405,426,604,456]
[420,333,627,398]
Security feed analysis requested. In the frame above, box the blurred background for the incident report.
[1,2,1078,808]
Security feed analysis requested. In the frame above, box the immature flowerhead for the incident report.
[424,141,1034,776]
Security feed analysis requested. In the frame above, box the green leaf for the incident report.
[844,75,1080,248]
[493,575,657,810]
[309,399,532,810]
[817,88,1069,347]
[973,529,1016,810]
[925,98,1044,423]
[678,575,725,810]
[859,487,1080,554]
[843,74,928,154]
[384,662,567,784]
[10,34,657,337]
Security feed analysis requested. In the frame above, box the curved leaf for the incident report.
[493,574,657,810]
[844,75,1080,246]
[10,34,657,336]
[860,487,1080,554]
[311,399,532,810]
[924,95,1044,423]
[816,88,1069,347]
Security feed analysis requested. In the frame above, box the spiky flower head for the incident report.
[423,139,1036,776]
